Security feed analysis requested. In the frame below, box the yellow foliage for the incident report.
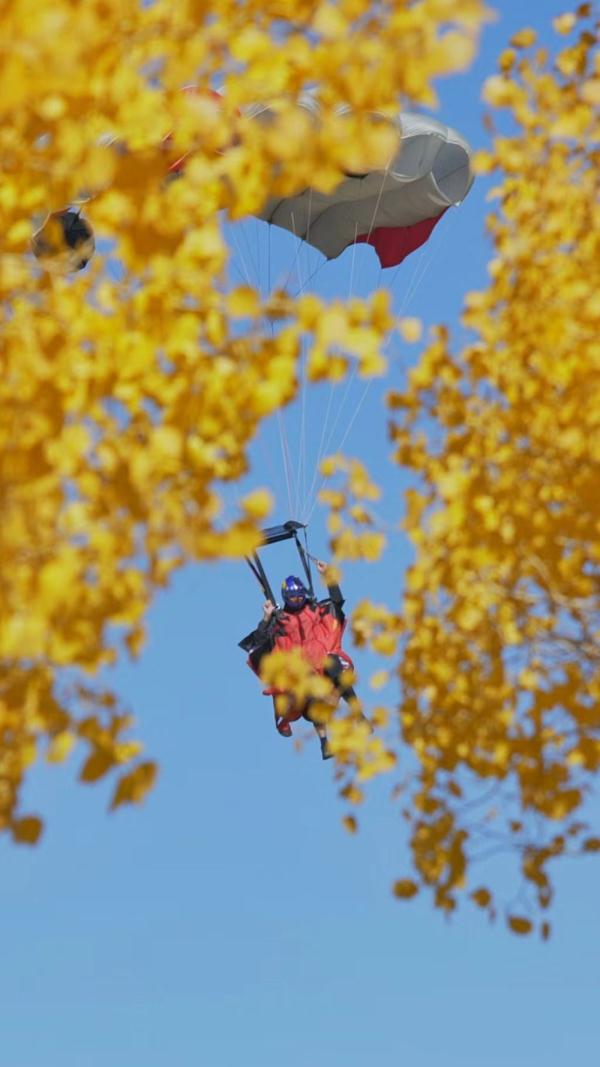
[381,5,600,930]
[393,879,419,899]
[398,317,423,343]
[471,887,492,909]
[11,817,43,846]
[1,0,596,939]
[507,916,533,936]
[111,761,158,810]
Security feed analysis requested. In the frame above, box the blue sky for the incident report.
[2,4,598,1065]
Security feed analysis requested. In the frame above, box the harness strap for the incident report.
[293,527,315,598]
[246,553,277,606]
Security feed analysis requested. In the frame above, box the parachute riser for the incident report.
[292,527,315,600]
[246,553,278,608]
[245,519,315,606]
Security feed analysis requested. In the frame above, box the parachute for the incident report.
[31,98,473,274]
[239,521,356,753]
[24,95,477,552]
[247,101,473,269]
[31,209,95,273]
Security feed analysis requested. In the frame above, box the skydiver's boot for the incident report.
[276,718,292,737]
[344,691,373,732]
[320,735,334,760]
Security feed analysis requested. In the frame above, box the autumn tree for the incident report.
[1,0,598,937]
[329,6,599,937]
[0,0,486,838]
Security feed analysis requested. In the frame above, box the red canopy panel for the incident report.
[355,210,446,269]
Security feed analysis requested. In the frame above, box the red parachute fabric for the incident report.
[355,210,446,268]
[165,87,226,175]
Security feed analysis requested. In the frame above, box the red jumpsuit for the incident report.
[243,587,354,725]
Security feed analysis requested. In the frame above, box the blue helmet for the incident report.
[281,575,308,611]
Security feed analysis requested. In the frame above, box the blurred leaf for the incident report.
[80,750,114,783]
[393,879,419,900]
[110,761,158,810]
[508,916,533,936]
[12,816,43,846]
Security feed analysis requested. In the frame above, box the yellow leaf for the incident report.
[80,750,114,783]
[371,632,397,656]
[340,783,364,805]
[581,78,600,104]
[342,814,358,834]
[552,13,576,35]
[482,75,519,107]
[47,731,76,764]
[398,318,423,343]
[510,28,537,49]
[313,4,347,38]
[508,915,533,935]
[370,669,390,690]
[12,816,43,845]
[110,761,157,809]
[152,426,183,462]
[471,887,492,908]
[241,488,273,521]
[371,706,389,728]
[228,286,260,318]
[320,455,342,478]
[393,879,419,899]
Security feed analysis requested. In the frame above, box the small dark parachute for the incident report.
[31,209,95,274]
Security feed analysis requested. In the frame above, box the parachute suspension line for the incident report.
[303,383,335,522]
[348,221,360,301]
[294,190,317,520]
[304,373,374,525]
[264,217,295,519]
[306,262,382,508]
[289,209,308,521]
[397,208,456,316]
[290,256,329,298]
[306,215,452,523]
[295,337,309,520]
[397,245,433,315]
[267,216,271,295]
[330,378,373,459]
[298,189,314,520]
[304,183,427,524]
[252,219,262,300]
[282,188,314,295]
[230,257,252,288]
[277,409,296,518]
[229,217,297,522]
[237,217,261,288]
[279,193,323,523]
[303,218,378,518]
[229,225,255,288]
[301,220,359,521]
[363,157,393,248]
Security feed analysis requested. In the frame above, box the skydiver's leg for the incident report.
[324,656,359,708]
[324,656,371,727]
[273,695,292,737]
[302,703,334,760]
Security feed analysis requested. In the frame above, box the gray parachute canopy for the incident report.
[247,100,474,268]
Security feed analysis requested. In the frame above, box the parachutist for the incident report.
[31,209,95,273]
[242,560,360,761]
